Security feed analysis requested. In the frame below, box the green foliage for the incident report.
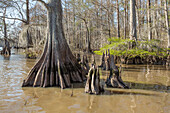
[94,37,169,58]
[25,50,38,59]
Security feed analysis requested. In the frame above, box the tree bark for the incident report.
[153,0,158,39]
[84,19,91,53]
[22,0,86,88]
[137,0,141,40]
[164,0,170,48]
[82,55,90,74]
[2,7,11,56]
[99,52,105,67]
[73,0,76,49]
[105,55,129,89]
[130,0,137,41]
[26,0,30,24]
[85,66,103,94]
[116,0,120,38]
[99,50,110,70]
[147,0,152,41]
[124,0,127,39]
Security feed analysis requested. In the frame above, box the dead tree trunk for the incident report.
[99,52,105,67]
[82,55,90,74]
[85,65,103,94]
[22,0,86,88]
[105,55,129,89]
[99,50,110,70]
[2,7,11,56]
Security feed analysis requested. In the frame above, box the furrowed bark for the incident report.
[22,0,86,88]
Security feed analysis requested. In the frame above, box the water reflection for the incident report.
[126,82,170,92]
[2,56,11,60]
[0,53,170,113]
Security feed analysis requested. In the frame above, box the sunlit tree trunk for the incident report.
[147,0,152,41]
[164,0,170,48]
[100,0,103,47]
[124,0,127,39]
[137,0,141,40]
[130,0,137,41]
[153,0,158,39]
[116,0,120,38]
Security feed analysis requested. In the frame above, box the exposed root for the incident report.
[22,38,86,88]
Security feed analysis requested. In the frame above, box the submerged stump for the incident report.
[85,65,103,95]
[99,50,110,70]
[105,55,129,89]
[2,46,11,56]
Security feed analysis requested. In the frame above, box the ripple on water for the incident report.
[0,53,170,113]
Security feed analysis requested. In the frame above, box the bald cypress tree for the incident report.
[22,0,86,88]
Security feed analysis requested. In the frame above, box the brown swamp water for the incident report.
[0,50,170,113]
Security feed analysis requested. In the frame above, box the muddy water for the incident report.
[0,51,170,113]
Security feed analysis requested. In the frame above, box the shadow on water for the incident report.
[98,80,168,96]
[1,55,11,60]
[101,89,159,96]
[55,79,170,96]
[123,65,170,71]
[125,81,170,93]
[39,81,169,96]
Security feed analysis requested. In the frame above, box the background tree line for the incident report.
[62,0,169,52]
[0,0,169,52]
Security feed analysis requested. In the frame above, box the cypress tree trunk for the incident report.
[124,0,127,39]
[129,0,137,48]
[147,0,152,41]
[2,7,11,56]
[116,0,120,38]
[129,0,137,40]
[22,0,86,88]
[164,0,170,48]
[26,0,30,24]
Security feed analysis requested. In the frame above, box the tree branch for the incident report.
[33,0,48,9]
[0,16,27,23]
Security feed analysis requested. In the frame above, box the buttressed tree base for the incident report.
[22,0,86,88]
